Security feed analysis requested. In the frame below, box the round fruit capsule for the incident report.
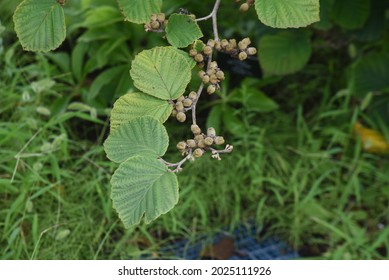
[176,112,186,122]
[191,124,202,135]
[193,148,204,158]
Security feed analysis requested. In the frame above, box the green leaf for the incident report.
[117,0,162,24]
[223,105,245,136]
[259,31,312,75]
[313,0,334,30]
[13,0,66,52]
[111,156,179,228]
[166,14,203,48]
[104,116,169,163]
[331,0,370,29]
[130,47,192,100]
[110,92,173,131]
[349,53,389,98]
[255,0,320,28]
[231,88,279,112]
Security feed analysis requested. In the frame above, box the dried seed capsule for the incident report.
[225,44,234,52]
[210,61,218,69]
[239,3,249,12]
[247,0,254,4]
[207,69,216,76]
[175,101,184,111]
[207,85,216,94]
[238,51,248,61]
[209,75,218,84]
[203,46,212,56]
[171,109,178,117]
[214,41,221,50]
[207,39,215,48]
[194,53,204,62]
[191,124,202,135]
[194,134,204,142]
[247,47,257,55]
[176,112,186,122]
[216,71,225,80]
[229,39,237,48]
[176,141,187,150]
[150,14,157,21]
[242,37,251,46]
[202,75,210,84]
[189,91,197,100]
[207,127,216,137]
[197,139,206,148]
[221,39,229,48]
[183,98,193,107]
[187,139,197,148]
[150,21,160,29]
[177,95,185,102]
[189,49,198,57]
[198,70,206,78]
[163,19,169,26]
[157,13,165,22]
[238,41,248,50]
[193,148,204,158]
[214,136,225,145]
[204,136,214,146]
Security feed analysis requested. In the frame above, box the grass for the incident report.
[1,30,389,260]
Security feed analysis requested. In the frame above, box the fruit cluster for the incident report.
[144,13,168,32]
[176,125,225,158]
[171,91,198,122]
[236,0,255,12]
[189,42,213,68]
[198,61,225,94]
[209,38,257,61]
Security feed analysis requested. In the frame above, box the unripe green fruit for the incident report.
[193,148,204,158]
[207,85,216,94]
[176,141,187,150]
[157,13,165,22]
[238,51,248,61]
[194,134,204,141]
[216,71,225,80]
[203,46,212,56]
[189,91,197,100]
[175,101,184,111]
[239,3,249,12]
[207,127,216,137]
[204,137,214,146]
[183,98,193,107]
[194,53,204,62]
[150,21,160,29]
[176,112,186,122]
[215,136,225,145]
[187,139,197,148]
[197,140,206,148]
[247,47,257,55]
[191,124,202,135]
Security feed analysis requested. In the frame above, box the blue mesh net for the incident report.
[160,224,299,260]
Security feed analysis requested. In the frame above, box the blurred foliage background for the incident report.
[1,0,389,259]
